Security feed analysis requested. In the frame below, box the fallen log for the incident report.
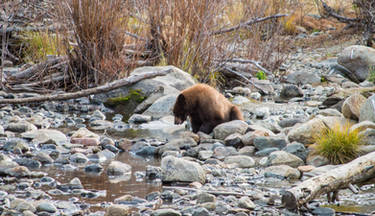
[0,69,172,104]
[281,151,375,210]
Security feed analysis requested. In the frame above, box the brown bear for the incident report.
[173,83,244,134]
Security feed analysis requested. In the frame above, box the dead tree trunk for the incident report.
[0,69,171,104]
[281,151,375,210]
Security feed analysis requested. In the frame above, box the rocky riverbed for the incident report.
[1,44,375,216]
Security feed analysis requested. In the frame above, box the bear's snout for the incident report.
[174,117,183,124]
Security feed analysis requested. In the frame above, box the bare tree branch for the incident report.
[319,0,359,24]
[210,14,288,36]
[0,69,171,104]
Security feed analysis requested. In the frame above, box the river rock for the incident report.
[151,209,182,216]
[34,152,54,164]
[359,94,375,122]
[341,94,366,120]
[69,153,89,164]
[92,110,106,120]
[255,147,279,156]
[280,85,303,99]
[238,196,256,210]
[287,117,326,144]
[253,136,287,151]
[224,133,243,148]
[338,45,375,82]
[265,151,304,168]
[105,204,131,216]
[10,198,36,212]
[89,120,114,130]
[196,192,216,204]
[128,114,152,124]
[359,128,375,145]
[14,158,41,169]
[318,108,343,117]
[282,142,308,161]
[21,129,67,145]
[241,127,274,146]
[85,164,103,173]
[158,137,197,155]
[306,154,330,167]
[239,146,255,156]
[107,161,132,176]
[286,71,321,85]
[224,155,255,168]
[36,201,57,213]
[213,120,248,140]
[71,128,100,140]
[161,156,206,184]
[350,120,375,133]
[264,165,301,179]
[6,121,37,133]
[142,93,179,119]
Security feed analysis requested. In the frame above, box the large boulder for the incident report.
[338,45,375,83]
[359,94,375,122]
[94,66,196,121]
[341,94,366,120]
[142,93,179,119]
[161,156,206,184]
[94,66,196,102]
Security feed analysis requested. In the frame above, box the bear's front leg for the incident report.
[190,115,202,133]
[199,122,215,134]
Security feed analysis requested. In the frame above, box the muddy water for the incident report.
[40,151,161,204]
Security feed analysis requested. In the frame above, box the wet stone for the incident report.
[85,164,103,173]
[151,209,182,216]
[255,147,279,156]
[196,192,216,204]
[70,153,89,164]
[36,201,57,213]
[14,158,41,169]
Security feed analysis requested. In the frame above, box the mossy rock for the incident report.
[104,89,146,121]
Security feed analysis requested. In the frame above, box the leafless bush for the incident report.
[56,0,130,89]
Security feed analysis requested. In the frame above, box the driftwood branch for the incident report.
[221,58,272,75]
[281,151,375,210]
[163,186,254,198]
[210,14,288,36]
[9,56,67,80]
[0,25,61,34]
[319,0,359,24]
[0,69,171,104]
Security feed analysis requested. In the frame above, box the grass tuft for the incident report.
[315,123,363,164]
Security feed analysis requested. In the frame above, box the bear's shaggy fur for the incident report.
[173,84,244,134]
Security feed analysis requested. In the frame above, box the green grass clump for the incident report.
[315,124,363,164]
[22,31,63,62]
[367,66,375,83]
[256,70,267,80]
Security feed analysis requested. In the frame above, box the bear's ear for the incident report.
[176,94,186,106]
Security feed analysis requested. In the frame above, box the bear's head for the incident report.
[173,94,187,124]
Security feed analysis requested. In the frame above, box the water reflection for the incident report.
[42,151,161,204]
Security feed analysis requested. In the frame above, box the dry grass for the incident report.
[49,0,358,90]
[56,0,130,89]
[315,123,363,164]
